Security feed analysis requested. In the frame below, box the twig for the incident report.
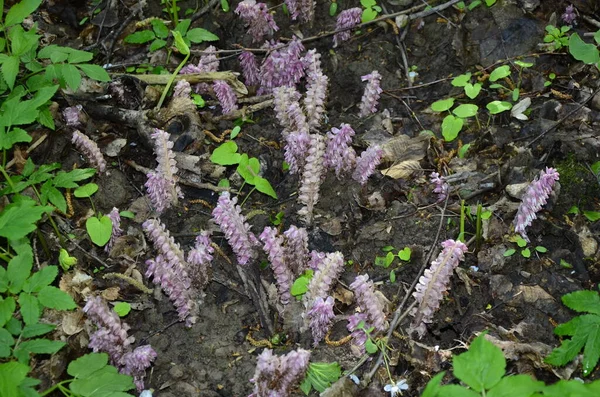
[189,0,220,23]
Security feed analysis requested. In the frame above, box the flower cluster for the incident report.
[430,172,449,202]
[71,130,106,173]
[105,207,123,253]
[239,51,260,86]
[273,86,306,133]
[284,0,316,23]
[410,239,468,337]
[561,5,577,25]
[213,80,238,114]
[212,191,260,265]
[259,38,305,93]
[333,8,362,47]
[352,145,383,185]
[235,0,279,43]
[83,296,156,390]
[143,219,199,326]
[306,296,335,346]
[260,227,294,305]
[173,79,192,98]
[283,225,309,274]
[513,167,559,242]
[144,129,183,214]
[63,105,83,127]
[179,45,219,94]
[302,49,329,129]
[359,71,383,117]
[324,124,357,179]
[249,348,310,397]
[187,231,214,289]
[347,311,368,355]
[297,134,326,224]
[350,274,387,332]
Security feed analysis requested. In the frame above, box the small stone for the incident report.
[505,182,530,199]
[169,365,184,379]
[174,381,198,396]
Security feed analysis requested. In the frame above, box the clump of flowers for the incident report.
[359,71,383,117]
[352,145,383,185]
[186,231,214,289]
[239,51,260,86]
[324,124,357,179]
[333,8,362,47]
[259,38,305,93]
[105,207,123,253]
[350,274,387,332]
[303,49,329,129]
[71,130,106,173]
[284,0,316,23]
[144,129,183,214]
[260,227,294,305]
[249,348,311,396]
[213,80,238,114]
[63,104,84,127]
[83,296,156,390]
[235,0,279,43]
[430,172,449,202]
[212,191,260,265]
[561,4,577,25]
[513,167,560,242]
[298,134,326,224]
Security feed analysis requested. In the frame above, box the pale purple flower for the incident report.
[259,39,305,93]
[333,8,362,47]
[250,348,310,396]
[212,192,260,265]
[260,227,293,305]
[63,105,83,127]
[283,225,309,274]
[121,345,157,391]
[307,250,326,271]
[430,172,449,202]
[324,124,357,179]
[273,86,305,132]
[186,231,214,289]
[347,312,369,355]
[144,129,183,214]
[298,134,326,224]
[384,380,409,397]
[284,129,311,174]
[561,5,577,25]
[304,252,344,306]
[173,80,192,98]
[213,80,238,114]
[235,0,279,43]
[410,239,468,337]
[352,145,383,185]
[105,207,123,253]
[180,46,219,94]
[303,49,328,129]
[71,130,106,173]
[307,296,335,346]
[284,0,315,22]
[239,51,260,86]
[350,274,386,332]
[513,167,560,242]
[359,71,383,117]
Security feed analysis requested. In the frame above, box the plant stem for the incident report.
[156,52,190,110]
[39,379,72,396]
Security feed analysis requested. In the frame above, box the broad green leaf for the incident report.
[124,30,156,44]
[66,48,93,64]
[431,98,455,112]
[186,28,219,43]
[489,65,511,81]
[583,210,600,222]
[149,39,167,52]
[453,333,505,392]
[0,328,14,357]
[151,19,169,38]
[86,215,113,247]
[437,385,480,397]
[503,248,516,256]
[70,372,135,395]
[464,83,481,99]
[0,198,52,240]
[67,352,109,379]
[303,362,342,393]
[441,114,463,141]
[29,85,59,109]
[237,154,259,184]
[63,63,81,91]
[16,338,65,356]
[451,73,471,87]
[514,60,534,68]
[0,127,32,150]
[361,7,377,23]
[365,338,378,353]
[0,266,7,293]
[172,30,190,55]
[0,297,16,327]
[2,55,19,90]
[52,168,96,188]
[174,19,191,34]
[210,141,241,165]
[18,293,40,325]
[5,317,22,336]
[562,290,600,315]
[5,0,42,26]
[77,64,111,82]
[113,302,131,317]
[7,251,33,294]
[329,1,337,15]
[569,33,600,65]
[254,177,277,199]
[46,184,66,213]
[421,372,445,397]
[453,104,479,118]
[290,270,313,297]
[23,266,57,293]
[21,323,56,338]
[0,362,30,397]
[37,286,76,310]
[487,101,512,114]
[595,30,600,45]
[74,183,99,198]
[398,247,411,261]
[521,248,531,258]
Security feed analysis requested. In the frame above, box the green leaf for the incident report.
[562,290,600,315]
[453,104,479,118]
[172,30,190,55]
[113,302,131,317]
[569,33,600,65]
[5,317,22,336]
[453,332,505,392]
[210,141,241,165]
[464,83,482,99]
[52,168,96,188]
[0,327,15,357]
[489,65,511,81]
[441,114,463,141]
[124,30,156,44]
[18,293,40,325]
[514,60,534,68]
[21,323,56,338]
[7,251,33,294]
[119,211,135,219]
[398,247,411,261]
[521,248,531,258]
[149,38,167,52]
[63,63,82,91]
[86,216,114,247]
[535,246,547,253]
[254,177,277,199]
[365,338,378,354]
[486,101,512,114]
[0,362,30,397]
[66,48,93,64]
[329,1,338,15]
[230,126,241,139]
[458,143,471,158]
[77,64,111,82]
[67,352,109,379]
[175,19,192,35]
[16,338,65,356]
[389,269,396,282]
[151,19,169,39]
[186,28,219,43]
[0,297,17,327]
[503,248,516,257]
[291,270,314,297]
[0,198,52,240]
[37,286,76,310]
[485,0,496,5]
[361,7,377,23]
[23,266,57,293]
[421,372,445,397]
[237,154,259,184]
[40,181,66,213]
[2,55,19,90]
[438,385,481,397]
[5,0,42,26]
[431,98,455,112]
[74,183,99,198]
[512,88,519,102]
[452,73,471,87]
[559,259,573,269]
[583,211,600,222]
[303,362,342,393]
[58,249,77,271]
[70,371,135,395]
[0,267,7,293]
[0,127,32,150]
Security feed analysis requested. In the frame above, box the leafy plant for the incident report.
[568,31,600,70]
[544,25,571,51]
[503,235,547,258]
[546,290,600,376]
[374,245,411,268]
[290,270,314,299]
[124,18,218,53]
[300,362,342,394]
[360,0,381,23]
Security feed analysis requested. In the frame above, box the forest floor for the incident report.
[30,0,600,396]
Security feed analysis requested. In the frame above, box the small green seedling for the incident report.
[544,25,571,51]
[113,302,131,317]
[375,246,411,268]
[504,235,546,258]
[270,211,284,226]
[360,0,381,22]
[290,270,314,300]
[544,72,556,87]
[58,248,77,271]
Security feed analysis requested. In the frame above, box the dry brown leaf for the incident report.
[333,285,353,305]
[101,287,120,301]
[62,310,84,335]
[381,159,422,179]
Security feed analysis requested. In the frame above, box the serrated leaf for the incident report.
[453,104,479,118]
[5,317,22,336]
[70,371,135,395]
[5,0,42,26]
[431,98,455,112]
[37,286,76,310]
[2,55,19,90]
[0,328,15,357]
[66,48,93,64]
[23,266,57,293]
[562,290,600,315]
[441,114,463,141]
[175,19,191,34]
[18,293,40,325]
[210,141,241,165]
[77,64,111,82]
[7,251,33,294]
[0,362,30,397]
[74,183,99,198]
[489,65,511,82]
[149,39,167,52]
[86,215,113,247]
[21,323,56,338]
[151,19,169,38]
[453,333,505,392]
[0,297,16,327]
[569,33,600,65]
[38,106,56,130]
[52,168,96,188]
[63,63,81,91]
[68,352,109,379]
[124,30,156,44]
[0,127,32,150]
[16,338,65,356]
[254,177,277,199]
[186,28,219,43]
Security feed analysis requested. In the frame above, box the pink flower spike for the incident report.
[71,130,106,173]
[352,145,383,185]
[359,71,383,117]
[333,8,362,47]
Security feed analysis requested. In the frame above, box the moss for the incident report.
[555,154,600,210]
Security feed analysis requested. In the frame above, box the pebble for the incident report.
[169,365,184,379]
